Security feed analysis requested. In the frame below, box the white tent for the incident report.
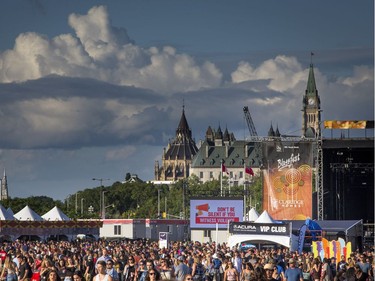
[247,208,259,222]
[255,210,277,223]
[14,205,43,221]
[7,208,14,216]
[42,206,70,221]
[0,204,14,220]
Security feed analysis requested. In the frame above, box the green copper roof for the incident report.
[306,63,317,95]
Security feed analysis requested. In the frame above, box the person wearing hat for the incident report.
[264,264,279,281]
[174,256,190,281]
[284,259,302,281]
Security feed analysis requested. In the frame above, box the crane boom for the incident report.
[243,106,258,139]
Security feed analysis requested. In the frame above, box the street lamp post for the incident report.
[102,190,108,219]
[92,178,110,219]
[81,198,85,216]
[75,192,79,214]
[157,188,160,218]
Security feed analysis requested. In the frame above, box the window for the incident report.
[240,171,243,178]
[114,225,121,235]
[200,172,203,179]
[204,230,211,237]
[168,225,172,233]
[210,171,213,178]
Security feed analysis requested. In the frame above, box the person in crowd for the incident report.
[123,256,137,281]
[353,265,366,281]
[321,258,333,281]
[240,262,254,281]
[311,258,321,281]
[1,255,18,281]
[106,260,119,281]
[264,264,279,281]
[84,255,95,281]
[136,261,147,281]
[72,271,84,281]
[231,252,242,276]
[284,259,302,281]
[211,253,223,281]
[94,261,112,281]
[158,259,173,281]
[191,256,205,281]
[355,255,370,278]
[223,261,238,281]
[337,256,348,273]
[174,256,190,281]
[18,256,33,281]
[97,250,112,267]
[48,269,62,281]
[66,257,76,275]
[145,270,159,281]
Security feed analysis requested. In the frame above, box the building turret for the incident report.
[155,105,198,181]
[302,63,321,138]
[1,169,8,200]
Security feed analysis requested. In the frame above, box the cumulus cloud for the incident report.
[0,6,222,94]
[340,65,374,86]
[231,55,307,94]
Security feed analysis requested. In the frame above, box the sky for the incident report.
[0,0,373,201]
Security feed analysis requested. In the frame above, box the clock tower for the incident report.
[302,63,321,138]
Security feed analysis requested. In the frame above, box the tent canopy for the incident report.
[255,210,277,223]
[0,204,14,220]
[247,208,259,222]
[42,206,70,221]
[14,205,43,221]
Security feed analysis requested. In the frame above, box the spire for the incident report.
[1,168,8,200]
[306,63,317,95]
[275,125,281,137]
[223,126,230,142]
[176,105,191,139]
[268,123,275,137]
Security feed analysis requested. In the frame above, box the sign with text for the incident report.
[229,222,290,235]
[262,141,313,220]
[159,232,168,249]
[190,198,243,229]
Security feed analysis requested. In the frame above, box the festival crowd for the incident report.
[0,239,373,281]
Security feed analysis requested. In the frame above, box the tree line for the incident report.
[1,174,263,219]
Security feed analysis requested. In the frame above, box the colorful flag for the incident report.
[222,163,229,174]
[245,166,254,176]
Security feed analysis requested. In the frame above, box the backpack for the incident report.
[195,263,205,276]
[213,259,222,270]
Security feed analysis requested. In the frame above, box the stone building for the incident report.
[189,126,262,185]
[154,107,198,181]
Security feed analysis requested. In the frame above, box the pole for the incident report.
[215,223,218,245]
[92,178,110,219]
[220,162,223,197]
[165,196,167,218]
[157,188,160,218]
[244,182,246,220]
[81,198,85,215]
[182,181,185,219]
[102,190,107,219]
[75,192,78,214]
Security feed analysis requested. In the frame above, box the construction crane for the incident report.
[243,106,258,141]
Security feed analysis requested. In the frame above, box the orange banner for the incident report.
[324,120,373,129]
[262,141,313,220]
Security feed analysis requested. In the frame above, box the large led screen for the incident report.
[190,198,243,229]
